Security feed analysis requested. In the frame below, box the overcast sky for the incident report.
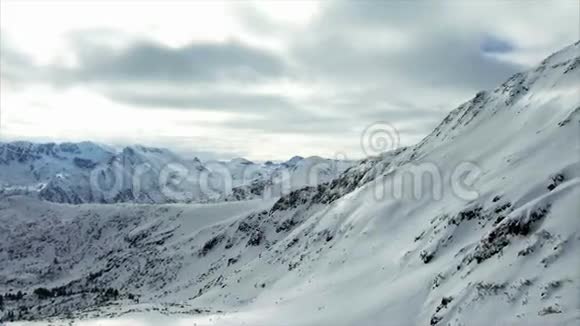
[0,1,577,160]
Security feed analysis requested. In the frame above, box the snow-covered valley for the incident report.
[1,42,579,326]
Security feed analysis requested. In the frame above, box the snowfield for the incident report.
[1,42,579,325]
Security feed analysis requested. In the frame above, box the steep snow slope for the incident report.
[178,42,580,325]
[1,42,580,325]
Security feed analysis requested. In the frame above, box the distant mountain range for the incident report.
[0,141,353,204]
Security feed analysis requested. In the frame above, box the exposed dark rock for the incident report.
[199,234,226,257]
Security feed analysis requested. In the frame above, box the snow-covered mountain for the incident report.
[0,141,114,186]
[0,143,351,204]
[1,42,579,325]
[219,156,353,201]
[39,145,214,204]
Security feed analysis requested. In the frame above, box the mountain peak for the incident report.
[230,157,254,165]
[285,155,304,166]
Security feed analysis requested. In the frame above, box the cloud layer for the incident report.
[1,1,577,160]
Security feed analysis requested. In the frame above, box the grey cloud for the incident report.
[220,114,351,135]
[107,91,295,113]
[74,40,285,84]
[1,34,296,120]
[480,36,515,54]
[223,115,435,138]
[252,1,532,143]
[0,37,286,86]
[309,88,452,121]
[211,95,442,141]
[0,39,31,67]
[292,27,523,94]
[322,0,438,28]
[0,34,41,83]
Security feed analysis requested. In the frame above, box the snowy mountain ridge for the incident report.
[0,142,352,204]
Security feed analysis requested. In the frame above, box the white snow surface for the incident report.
[1,42,580,325]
